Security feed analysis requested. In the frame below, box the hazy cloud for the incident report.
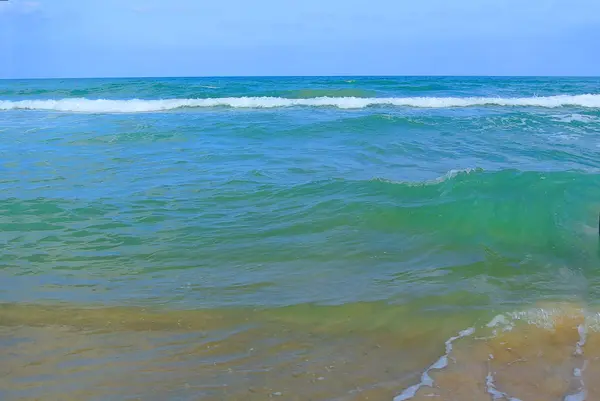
[0,0,42,15]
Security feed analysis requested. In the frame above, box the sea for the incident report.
[1,76,600,401]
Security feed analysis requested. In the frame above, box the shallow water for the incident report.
[2,76,600,400]
[2,302,600,400]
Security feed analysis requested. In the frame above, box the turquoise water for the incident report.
[2,76,600,309]
[2,76,600,400]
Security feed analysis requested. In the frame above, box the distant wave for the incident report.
[1,94,600,112]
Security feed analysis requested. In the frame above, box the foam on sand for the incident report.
[393,327,475,401]
[392,303,600,401]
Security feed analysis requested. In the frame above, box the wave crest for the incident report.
[1,94,600,112]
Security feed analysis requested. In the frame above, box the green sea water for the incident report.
[2,76,600,400]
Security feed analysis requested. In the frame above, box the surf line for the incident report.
[393,327,475,401]
[564,323,588,401]
[486,354,523,401]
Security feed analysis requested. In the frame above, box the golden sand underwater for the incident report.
[1,301,599,400]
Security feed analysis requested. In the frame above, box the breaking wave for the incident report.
[1,94,600,112]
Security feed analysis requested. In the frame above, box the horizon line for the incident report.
[1,74,600,81]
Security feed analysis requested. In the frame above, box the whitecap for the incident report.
[2,94,600,113]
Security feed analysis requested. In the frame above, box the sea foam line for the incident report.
[1,94,600,112]
[486,365,522,401]
[393,327,475,401]
[487,309,591,401]
[564,323,588,401]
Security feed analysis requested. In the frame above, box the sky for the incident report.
[1,0,599,78]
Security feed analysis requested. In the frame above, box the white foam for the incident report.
[501,307,586,330]
[565,390,587,401]
[575,323,587,356]
[552,114,598,123]
[425,168,482,185]
[565,325,588,401]
[1,94,600,113]
[395,307,600,401]
[487,314,509,328]
[486,370,522,401]
[582,311,600,332]
[393,327,474,401]
[394,306,600,401]
[373,167,482,187]
[487,313,515,334]
[488,307,600,333]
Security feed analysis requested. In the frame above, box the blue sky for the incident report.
[1,0,599,78]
